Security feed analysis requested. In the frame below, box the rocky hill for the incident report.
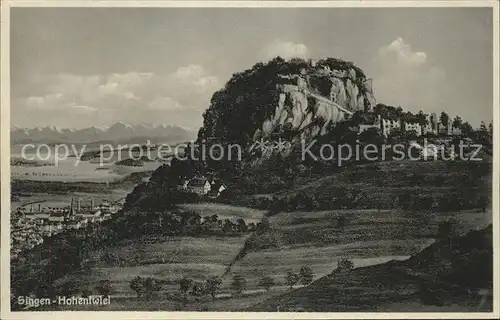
[198,57,375,147]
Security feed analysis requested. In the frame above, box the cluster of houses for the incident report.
[178,176,227,198]
[11,198,120,260]
[358,113,462,138]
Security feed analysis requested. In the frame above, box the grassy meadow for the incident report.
[178,203,266,223]
[25,159,493,311]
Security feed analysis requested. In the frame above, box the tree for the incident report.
[460,121,474,138]
[247,222,256,232]
[223,219,235,234]
[203,214,219,232]
[334,258,354,274]
[256,217,271,234]
[190,282,205,300]
[358,127,383,146]
[231,275,247,294]
[299,266,315,285]
[258,276,276,291]
[81,288,92,298]
[144,277,162,299]
[205,276,222,300]
[130,276,145,297]
[477,121,491,145]
[416,110,428,126]
[236,218,248,233]
[394,106,404,120]
[285,271,299,290]
[95,279,112,296]
[179,277,193,298]
[388,127,404,140]
[452,116,463,129]
[350,110,366,126]
[440,112,449,128]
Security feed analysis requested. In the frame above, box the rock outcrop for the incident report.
[259,61,375,140]
[198,57,376,147]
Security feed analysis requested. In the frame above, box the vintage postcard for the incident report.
[1,1,498,319]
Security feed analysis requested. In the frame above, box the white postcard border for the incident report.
[1,1,498,319]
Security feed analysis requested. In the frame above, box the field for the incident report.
[248,260,493,312]
[46,201,490,312]
[277,160,491,210]
[178,203,266,223]
[51,235,252,310]
[19,159,494,311]
[249,226,493,312]
[265,208,492,247]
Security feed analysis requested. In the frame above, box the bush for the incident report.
[332,258,354,275]
[81,288,92,298]
[205,276,222,300]
[131,276,160,298]
[144,277,162,299]
[258,276,276,291]
[130,276,145,297]
[179,277,193,298]
[95,279,112,296]
[285,271,299,290]
[190,282,205,299]
[231,275,247,294]
[299,266,314,285]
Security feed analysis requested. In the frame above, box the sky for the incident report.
[10,7,493,129]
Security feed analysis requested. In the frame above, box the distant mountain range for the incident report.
[11,122,197,145]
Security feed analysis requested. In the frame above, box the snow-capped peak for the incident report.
[49,125,63,133]
[114,121,134,129]
[10,122,196,144]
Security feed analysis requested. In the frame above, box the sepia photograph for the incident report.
[1,1,498,318]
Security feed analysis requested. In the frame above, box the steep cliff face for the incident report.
[198,57,376,147]
[259,65,375,139]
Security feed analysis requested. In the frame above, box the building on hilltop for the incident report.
[208,179,227,198]
[421,112,462,137]
[358,114,425,138]
[378,115,401,137]
[358,123,380,134]
[404,122,423,136]
[178,176,227,198]
[438,123,451,136]
[186,177,212,196]
[423,113,439,135]
[307,59,317,67]
[451,127,462,136]
[178,179,189,191]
